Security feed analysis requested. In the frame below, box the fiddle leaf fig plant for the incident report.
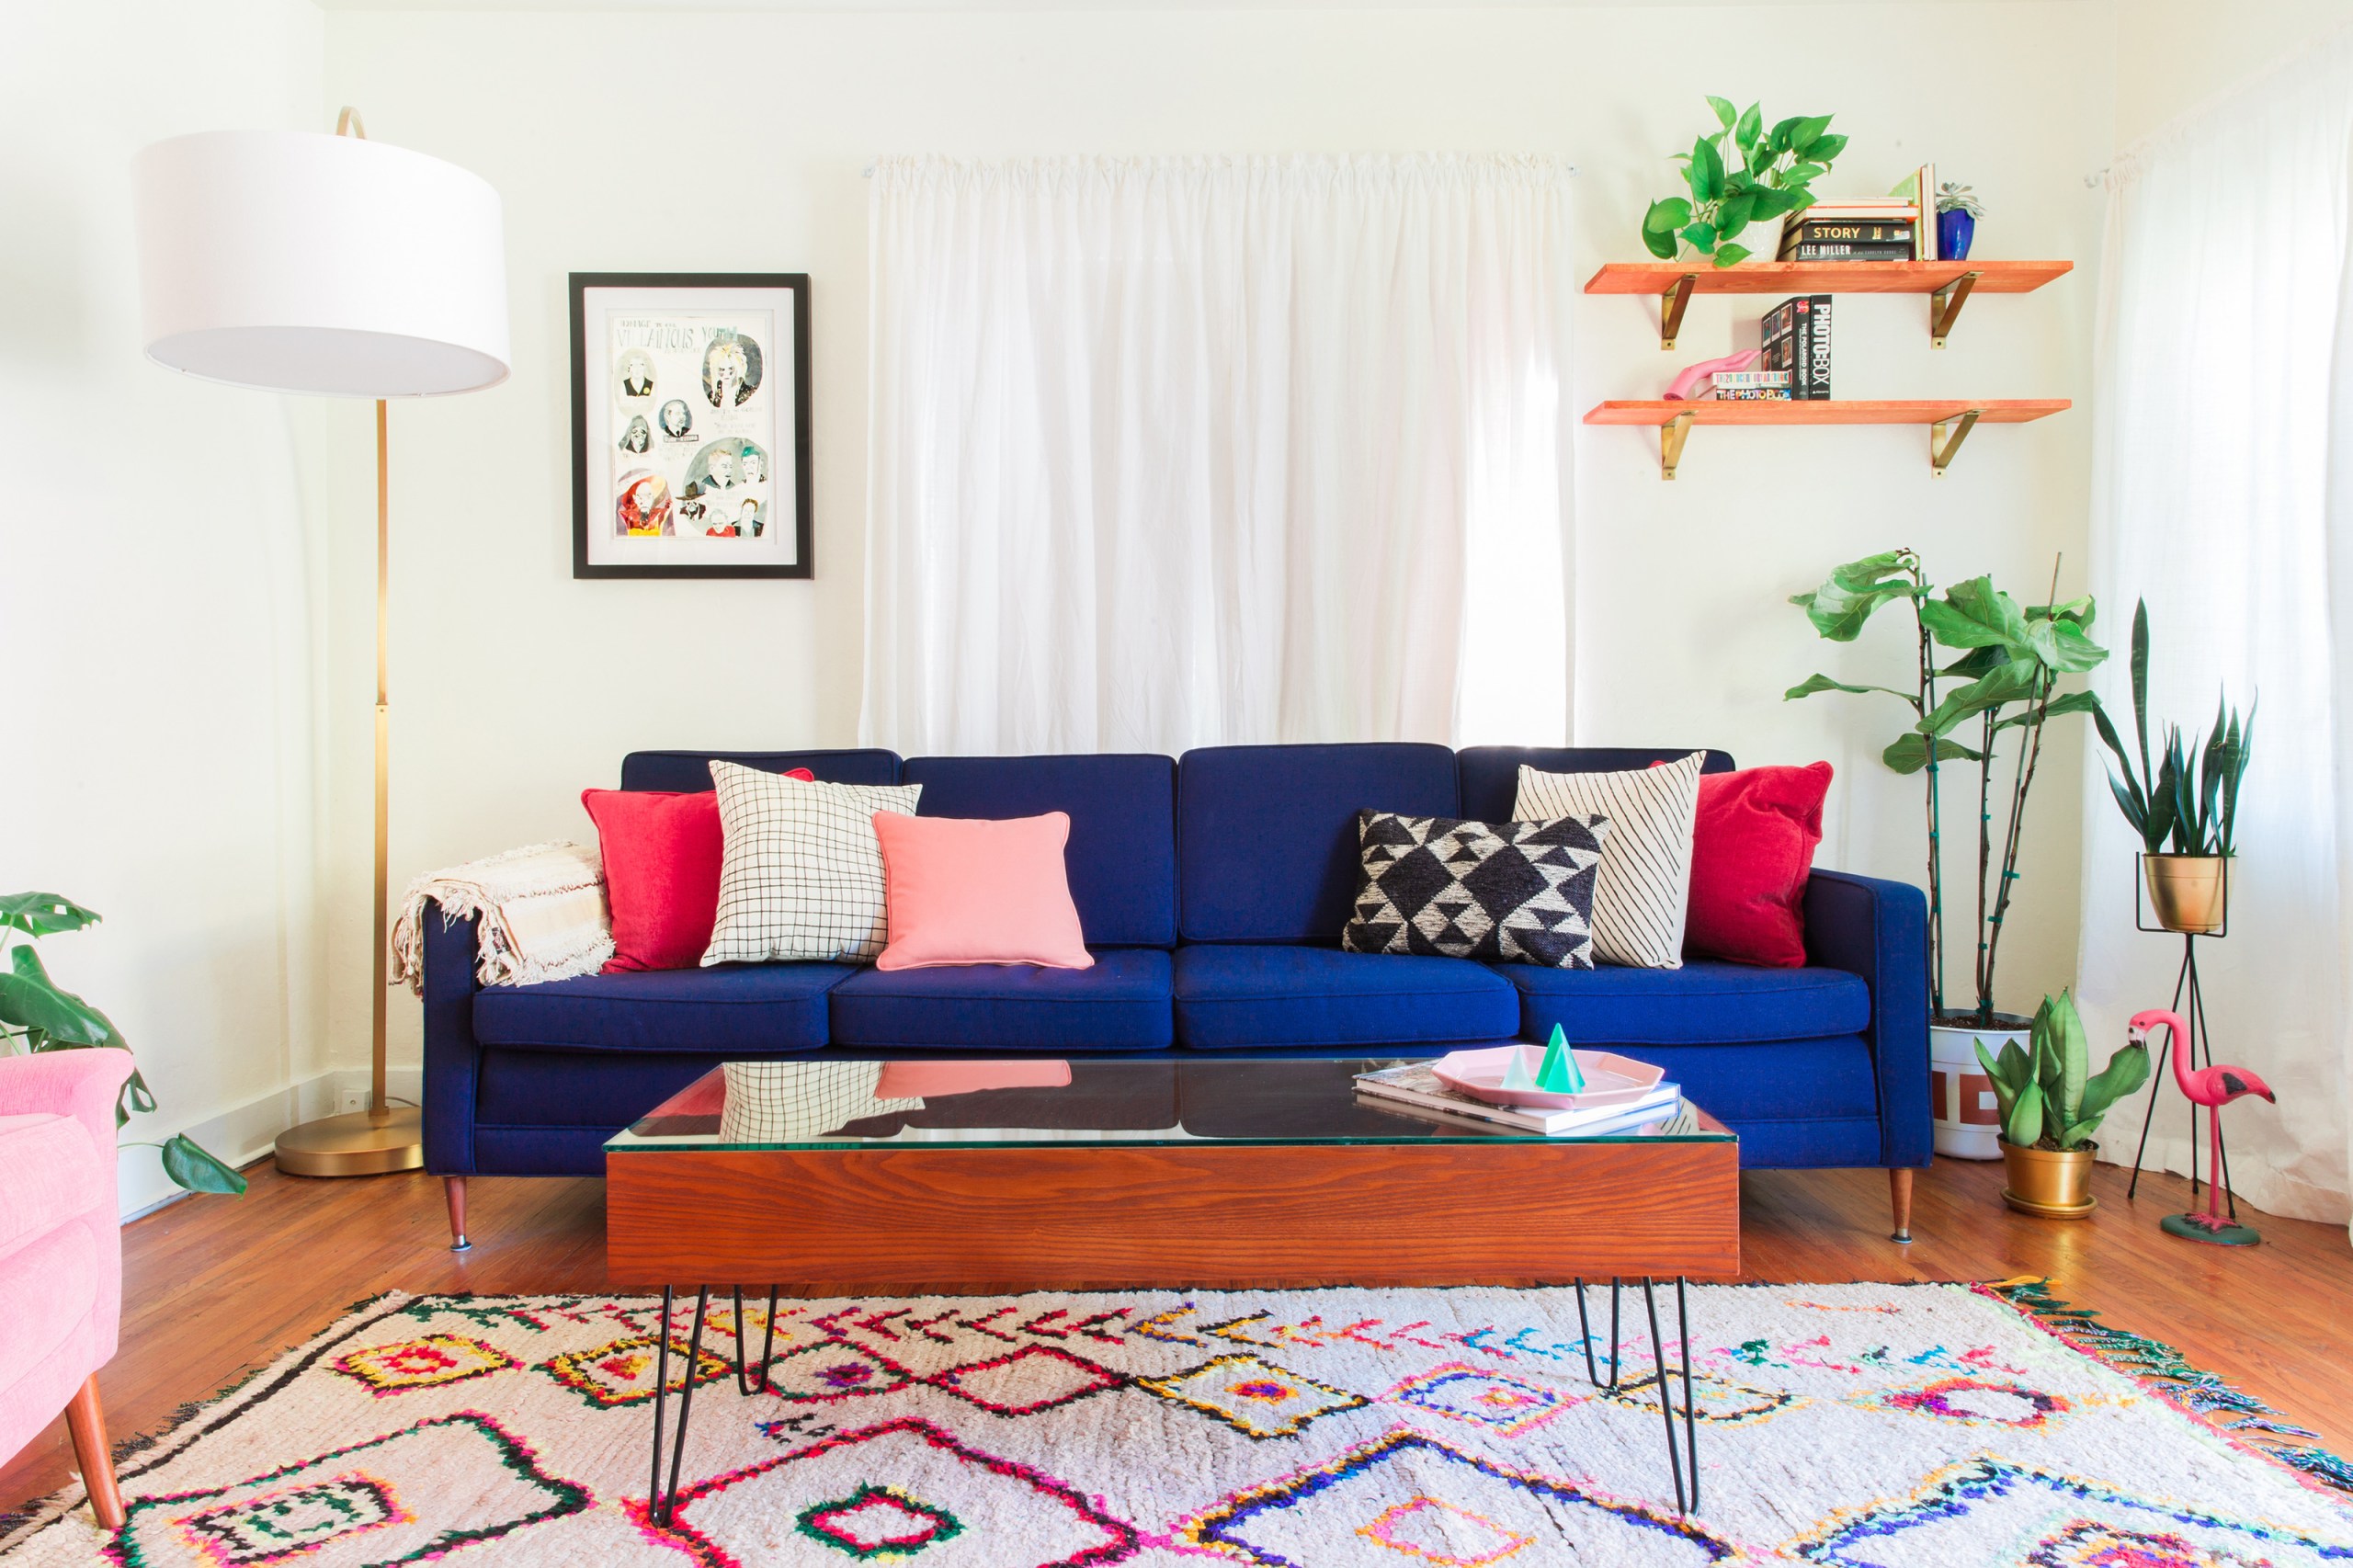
[1785,551,2109,1028]
[1642,97,1847,267]
[1974,990,2150,1151]
[0,893,246,1196]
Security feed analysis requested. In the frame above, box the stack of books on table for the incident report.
[1778,164,1938,261]
[1696,369,1790,402]
[1353,1060,1685,1137]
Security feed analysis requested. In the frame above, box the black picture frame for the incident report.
[569,271,813,579]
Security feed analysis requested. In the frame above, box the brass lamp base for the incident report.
[275,1106,424,1177]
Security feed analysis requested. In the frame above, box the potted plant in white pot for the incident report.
[1976,990,2150,1217]
[1787,551,2109,1158]
[2093,600,2255,935]
[1641,98,1845,267]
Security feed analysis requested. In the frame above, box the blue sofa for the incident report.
[421,744,1929,1242]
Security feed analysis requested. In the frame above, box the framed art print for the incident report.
[571,273,813,578]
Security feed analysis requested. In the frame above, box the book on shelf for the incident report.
[1708,369,1788,389]
[1352,1061,1681,1137]
[1779,219,1915,247]
[1894,162,1938,259]
[1760,294,1833,400]
[1697,387,1792,401]
[1782,242,1922,263]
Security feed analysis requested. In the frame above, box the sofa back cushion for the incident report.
[1178,743,1459,943]
[901,755,1177,947]
[619,748,903,791]
[1456,746,1734,823]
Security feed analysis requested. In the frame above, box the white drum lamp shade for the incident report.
[132,129,509,396]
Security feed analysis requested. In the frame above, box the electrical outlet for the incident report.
[337,1088,367,1115]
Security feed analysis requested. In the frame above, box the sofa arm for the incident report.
[420,899,483,1176]
[1803,869,1931,1168]
[0,1050,134,1159]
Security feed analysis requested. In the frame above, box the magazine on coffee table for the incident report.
[1354,1061,1683,1137]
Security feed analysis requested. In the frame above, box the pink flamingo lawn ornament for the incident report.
[2129,1008,2273,1246]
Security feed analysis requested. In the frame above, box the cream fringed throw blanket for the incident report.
[390,842,612,993]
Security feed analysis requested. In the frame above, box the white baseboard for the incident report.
[118,1066,425,1221]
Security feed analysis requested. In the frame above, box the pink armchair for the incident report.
[0,1051,131,1529]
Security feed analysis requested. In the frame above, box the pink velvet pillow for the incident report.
[872,812,1094,971]
[584,769,813,971]
[1683,762,1833,968]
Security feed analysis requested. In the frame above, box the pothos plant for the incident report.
[0,892,246,1195]
[1641,97,1847,267]
[1785,551,2109,1028]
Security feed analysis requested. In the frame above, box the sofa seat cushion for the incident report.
[0,1114,105,1263]
[473,963,857,1053]
[1506,960,1869,1046]
[828,949,1173,1051]
[1175,945,1518,1050]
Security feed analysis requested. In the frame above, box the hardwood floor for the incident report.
[2,1154,2345,1513]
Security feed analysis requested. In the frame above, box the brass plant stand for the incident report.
[2125,857,2232,1217]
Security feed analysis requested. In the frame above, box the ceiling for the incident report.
[311,0,2081,11]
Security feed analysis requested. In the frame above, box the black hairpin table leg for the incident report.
[646,1286,710,1527]
[648,1284,785,1527]
[1641,1277,1701,1516]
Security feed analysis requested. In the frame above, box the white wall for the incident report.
[2114,0,2352,146]
[0,0,329,1213]
[319,2,2113,1070]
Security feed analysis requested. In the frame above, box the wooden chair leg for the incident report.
[445,1176,472,1253]
[63,1373,123,1531]
[1889,1166,1915,1244]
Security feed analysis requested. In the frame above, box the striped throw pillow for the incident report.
[1513,753,1704,970]
[703,762,923,964]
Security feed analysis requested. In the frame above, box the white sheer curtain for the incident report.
[862,154,1574,756]
[2076,30,2353,1229]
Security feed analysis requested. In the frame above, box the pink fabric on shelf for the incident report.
[0,1049,131,1476]
[872,812,1095,971]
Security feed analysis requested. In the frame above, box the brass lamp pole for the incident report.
[132,109,510,1178]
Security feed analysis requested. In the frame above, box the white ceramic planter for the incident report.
[1930,1018,2030,1160]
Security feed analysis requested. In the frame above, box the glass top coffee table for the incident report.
[607,1054,1737,1520]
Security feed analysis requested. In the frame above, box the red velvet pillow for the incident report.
[1682,762,1832,968]
[584,769,813,971]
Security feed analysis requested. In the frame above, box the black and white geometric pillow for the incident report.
[1513,752,1703,971]
[703,761,923,965]
[1339,811,1611,970]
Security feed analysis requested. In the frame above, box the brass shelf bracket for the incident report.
[1660,411,1696,481]
[1930,408,1983,476]
[1660,274,1698,350]
[1929,270,1981,347]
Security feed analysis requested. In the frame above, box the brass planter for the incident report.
[2143,854,2228,935]
[1999,1139,2097,1219]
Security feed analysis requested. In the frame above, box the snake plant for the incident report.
[2092,599,2256,856]
[1974,990,2150,1151]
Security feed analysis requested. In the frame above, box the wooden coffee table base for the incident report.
[610,1131,1735,1521]
[608,1136,1739,1292]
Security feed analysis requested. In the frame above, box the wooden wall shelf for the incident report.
[1586,259,2073,349]
[1584,397,2071,481]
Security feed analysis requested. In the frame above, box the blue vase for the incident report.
[1938,209,1975,261]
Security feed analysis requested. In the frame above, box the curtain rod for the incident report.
[861,159,1580,177]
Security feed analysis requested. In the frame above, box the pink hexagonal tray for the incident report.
[1431,1045,1666,1110]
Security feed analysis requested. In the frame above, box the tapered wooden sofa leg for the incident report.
[64,1373,123,1530]
[445,1176,472,1253]
[1889,1167,1915,1244]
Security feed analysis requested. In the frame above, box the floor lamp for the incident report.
[131,112,509,1176]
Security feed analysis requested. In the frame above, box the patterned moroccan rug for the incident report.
[3,1279,2348,1565]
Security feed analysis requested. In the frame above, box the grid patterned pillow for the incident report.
[703,762,923,964]
[1513,752,1703,970]
[1339,811,1610,970]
